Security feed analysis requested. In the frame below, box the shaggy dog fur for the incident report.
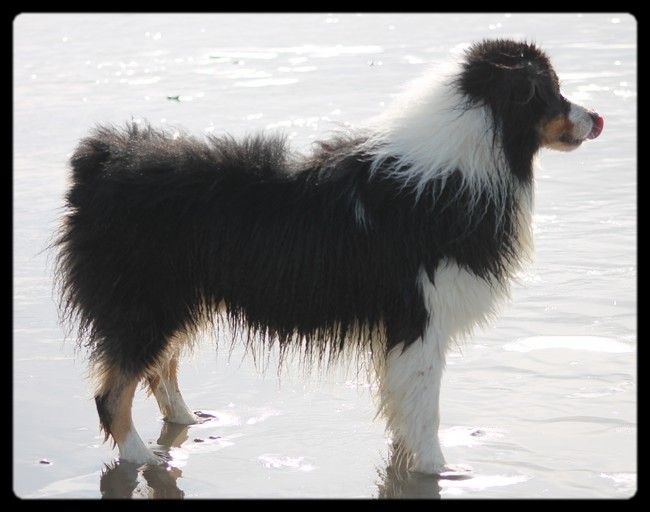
[55,39,603,473]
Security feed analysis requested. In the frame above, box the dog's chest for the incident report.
[418,262,508,344]
[418,186,533,343]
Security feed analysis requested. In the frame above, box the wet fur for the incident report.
[54,39,589,470]
[55,124,529,378]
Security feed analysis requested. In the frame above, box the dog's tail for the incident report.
[69,128,114,186]
[53,125,120,339]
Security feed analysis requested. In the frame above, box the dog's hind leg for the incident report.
[95,369,164,465]
[147,344,198,425]
[93,331,193,464]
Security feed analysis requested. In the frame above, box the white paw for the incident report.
[412,460,472,477]
[409,441,448,475]
[165,411,200,425]
[411,458,448,475]
[118,429,169,466]
[119,449,167,466]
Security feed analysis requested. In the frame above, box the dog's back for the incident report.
[57,123,427,372]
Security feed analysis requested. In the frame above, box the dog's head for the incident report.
[457,39,603,153]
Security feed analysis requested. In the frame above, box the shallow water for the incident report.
[13,13,636,499]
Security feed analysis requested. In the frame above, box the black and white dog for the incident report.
[55,39,603,474]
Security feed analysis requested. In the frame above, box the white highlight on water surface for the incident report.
[182,433,243,455]
[404,55,425,64]
[124,75,160,85]
[207,50,279,60]
[258,454,316,472]
[441,474,530,494]
[234,78,299,88]
[267,44,383,58]
[191,410,241,428]
[503,336,633,353]
[246,408,282,425]
[599,472,636,491]
[245,113,264,120]
[277,65,317,73]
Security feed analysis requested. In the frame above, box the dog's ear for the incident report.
[483,60,537,105]
[511,71,536,105]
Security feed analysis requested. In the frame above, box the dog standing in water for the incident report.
[55,39,603,474]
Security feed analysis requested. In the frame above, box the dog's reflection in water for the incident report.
[376,442,471,499]
[100,422,188,499]
[376,443,441,499]
[100,424,467,499]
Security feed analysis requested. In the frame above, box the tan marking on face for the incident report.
[540,115,574,146]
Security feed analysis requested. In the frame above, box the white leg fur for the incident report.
[149,354,198,425]
[380,334,447,474]
[99,378,163,464]
[118,422,164,465]
[379,262,509,474]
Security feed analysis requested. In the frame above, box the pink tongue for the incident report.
[587,115,604,139]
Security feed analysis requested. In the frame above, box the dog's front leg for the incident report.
[379,332,448,475]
